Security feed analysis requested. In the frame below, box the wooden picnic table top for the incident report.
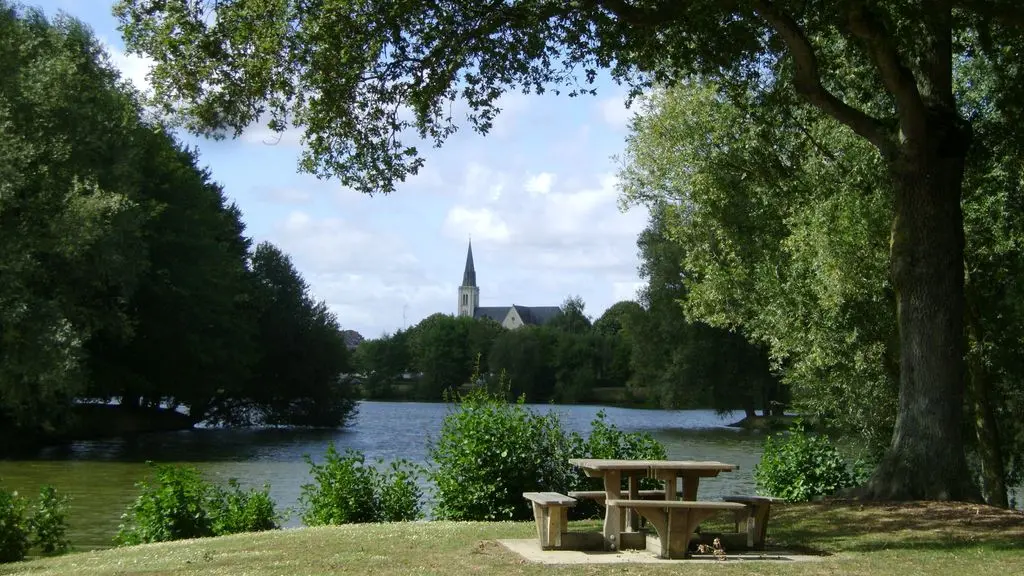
[567,458,737,472]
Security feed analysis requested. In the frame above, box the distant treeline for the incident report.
[353,295,788,415]
[0,6,356,454]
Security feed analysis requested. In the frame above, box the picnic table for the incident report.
[568,458,741,558]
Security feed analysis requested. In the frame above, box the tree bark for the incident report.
[864,122,981,502]
[965,294,1009,507]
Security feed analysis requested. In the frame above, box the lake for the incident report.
[0,401,765,549]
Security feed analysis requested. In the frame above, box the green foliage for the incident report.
[754,421,857,503]
[571,411,667,514]
[27,486,69,556]
[300,444,423,525]
[115,464,280,546]
[209,479,280,536]
[428,378,578,521]
[115,465,216,546]
[429,368,667,521]
[0,485,29,563]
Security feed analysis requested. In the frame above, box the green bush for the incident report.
[28,485,69,555]
[754,420,857,502]
[299,444,423,525]
[210,479,280,535]
[115,464,216,546]
[0,486,30,563]
[568,411,667,519]
[115,464,281,546]
[429,380,578,521]
[428,372,667,522]
[1,483,74,563]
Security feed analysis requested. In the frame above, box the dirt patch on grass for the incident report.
[769,500,1024,553]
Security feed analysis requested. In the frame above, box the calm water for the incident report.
[0,402,764,549]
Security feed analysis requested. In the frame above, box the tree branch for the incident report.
[847,2,929,145]
[751,0,897,158]
[954,0,1024,28]
[591,0,683,27]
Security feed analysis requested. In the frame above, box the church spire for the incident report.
[461,239,477,287]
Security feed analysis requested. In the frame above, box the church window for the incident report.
[462,294,468,306]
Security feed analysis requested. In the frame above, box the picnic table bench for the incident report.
[522,492,577,549]
[722,495,784,549]
[605,499,747,559]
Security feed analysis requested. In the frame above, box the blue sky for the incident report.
[32,0,650,338]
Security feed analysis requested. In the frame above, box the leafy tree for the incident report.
[487,327,557,401]
[593,301,644,337]
[244,242,357,427]
[408,314,473,400]
[113,0,1024,501]
[353,332,413,399]
[548,295,592,335]
[0,2,149,446]
[86,129,258,422]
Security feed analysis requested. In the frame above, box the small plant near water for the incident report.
[429,373,579,521]
[754,419,858,502]
[299,444,423,525]
[429,365,667,522]
[115,464,280,546]
[0,483,71,563]
[28,485,70,555]
[0,485,30,563]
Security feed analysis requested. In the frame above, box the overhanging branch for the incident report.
[954,0,1024,28]
[848,2,929,144]
[752,0,897,158]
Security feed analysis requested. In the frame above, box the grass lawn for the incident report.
[1,501,1021,576]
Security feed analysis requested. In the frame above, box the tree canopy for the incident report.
[112,0,1024,500]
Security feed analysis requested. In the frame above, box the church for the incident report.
[456,241,561,330]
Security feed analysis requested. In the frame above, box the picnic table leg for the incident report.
[655,470,677,500]
[681,474,699,501]
[625,475,640,531]
[601,469,622,550]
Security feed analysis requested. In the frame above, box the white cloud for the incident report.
[443,207,512,243]
[612,281,644,303]
[524,172,555,196]
[101,38,155,95]
[598,95,634,130]
[265,210,451,335]
[459,162,507,201]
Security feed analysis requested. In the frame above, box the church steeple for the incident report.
[457,239,480,317]
[461,240,477,287]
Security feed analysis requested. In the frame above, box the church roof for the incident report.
[462,241,476,287]
[474,306,511,323]
[512,305,561,325]
[473,305,561,326]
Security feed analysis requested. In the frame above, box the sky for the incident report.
[30,0,651,338]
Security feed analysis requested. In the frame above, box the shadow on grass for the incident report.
[769,500,1024,553]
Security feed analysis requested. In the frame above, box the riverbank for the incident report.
[1,405,194,457]
[2,501,1021,575]
[726,414,797,432]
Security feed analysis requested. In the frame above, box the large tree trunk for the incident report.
[964,294,1009,507]
[865,127,981,502]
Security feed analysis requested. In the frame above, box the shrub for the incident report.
[567,411,667,518]
[209,479,280,535]
[429,378,578,521]
[116,464,281,546]
[376,461,424,522]
[0,485,30,563]
[115,464,216,546]
[300,444,423,525]
[28,485,70,555]
[754,419,856,502]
